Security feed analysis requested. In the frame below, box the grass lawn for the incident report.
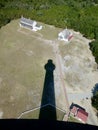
[20,105,65,120]
[0,20,59,118]
[68,115,82,123]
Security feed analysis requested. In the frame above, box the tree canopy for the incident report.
[0,0,98,64]
[91,92,98,111]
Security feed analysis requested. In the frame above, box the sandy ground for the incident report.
[55,30,98,125]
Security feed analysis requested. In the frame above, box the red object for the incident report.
[77,109,88,123]
[68,34,73,41]
[70,105,88,123]
[70,106,77,116]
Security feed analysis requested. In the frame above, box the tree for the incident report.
[91,92,98,111]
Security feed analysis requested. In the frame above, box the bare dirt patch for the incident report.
[58,30,98,125]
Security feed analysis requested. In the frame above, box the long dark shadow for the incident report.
[39,59,57,120]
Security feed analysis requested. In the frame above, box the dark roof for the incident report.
[20,17,35,25]
[70,103,85,111]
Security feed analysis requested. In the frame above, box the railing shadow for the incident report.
[39,59,57,120]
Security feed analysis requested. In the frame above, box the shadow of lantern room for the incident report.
[39,59,57,120]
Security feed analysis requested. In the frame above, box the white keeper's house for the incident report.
[20,16,42,31]
[58,28,73,42]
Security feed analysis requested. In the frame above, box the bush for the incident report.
[91,92,98,110]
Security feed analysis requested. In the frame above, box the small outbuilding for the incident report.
[70,103,88,123]
[20,16,42,31]
[58,28,73,42]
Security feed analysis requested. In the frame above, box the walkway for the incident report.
[53,41,70,121]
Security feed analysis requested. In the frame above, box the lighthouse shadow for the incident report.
[39,59,57,120]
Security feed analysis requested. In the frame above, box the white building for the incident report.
[20,16,42,31]
[58,28,73,42]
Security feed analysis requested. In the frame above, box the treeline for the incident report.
[89,28,98,64]
[0,0,98,63]
[92,92,98,114]
[91,93,98,118]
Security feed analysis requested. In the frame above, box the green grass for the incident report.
[0,19,58,118]
[68,115,82,123]
[39,22,61,40]
[20,105,65,120]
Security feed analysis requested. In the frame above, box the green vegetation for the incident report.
[0,0,98,38]
[0,0,98,117]
[68,116,81,123]
[89,38,98,64]
[91,83,98,116]
[0,0,98,64]
[20,105,65,120]
[0,20,56,118]
[91,92,98,111]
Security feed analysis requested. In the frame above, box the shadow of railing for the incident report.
[39,59,57,120]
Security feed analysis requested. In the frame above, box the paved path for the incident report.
[53,41,70,121]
